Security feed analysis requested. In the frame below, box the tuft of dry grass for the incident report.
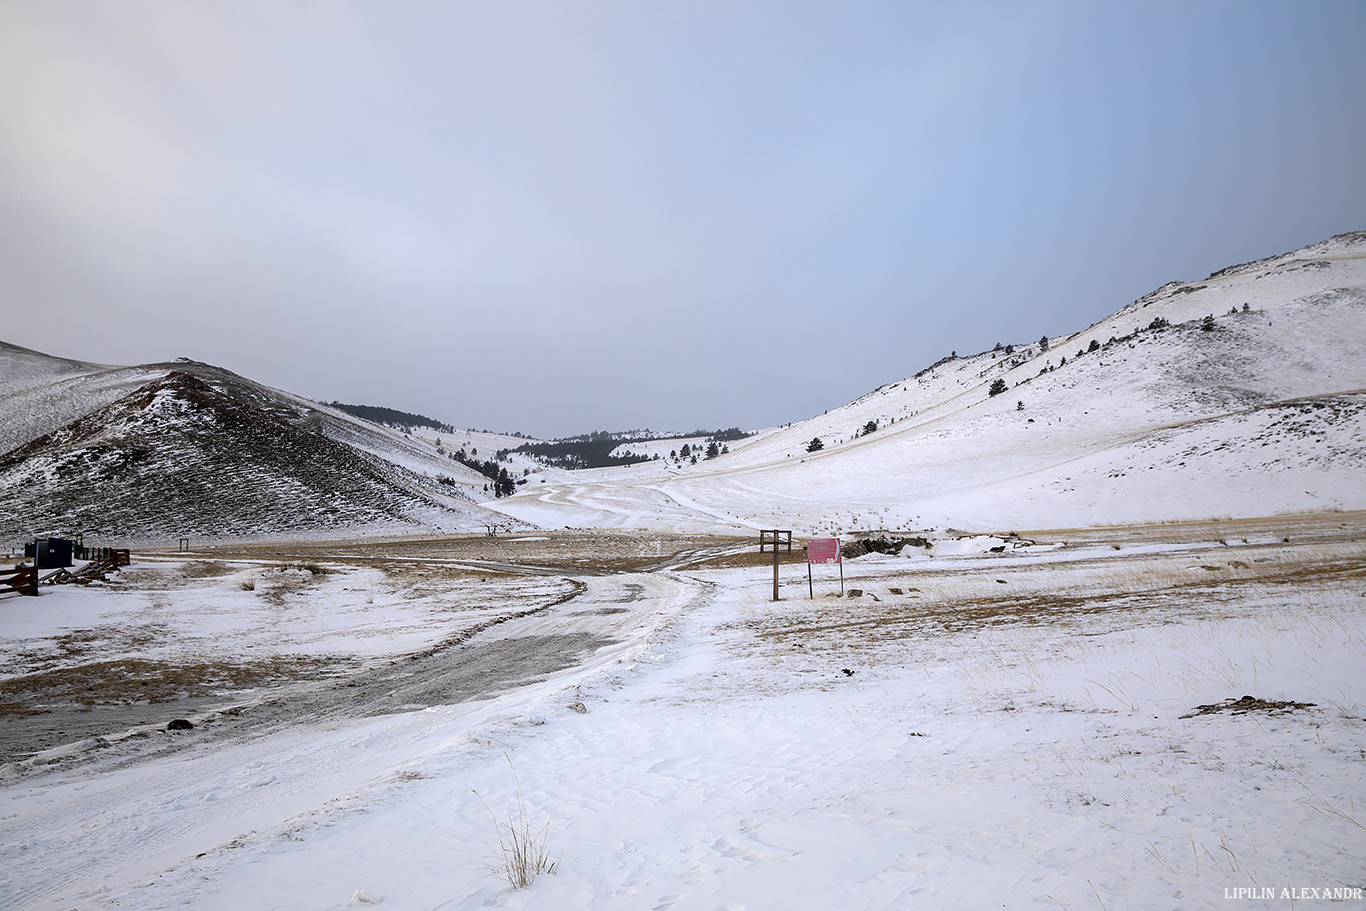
[474,756,559,890]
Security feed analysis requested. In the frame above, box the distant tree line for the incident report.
[328,401,453,433]
[510,431,656,470]
[448,446,517,497]
[509,427,751,470]
[678,427,748,442]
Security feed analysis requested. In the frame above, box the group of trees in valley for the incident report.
[513,428,750,470]
[444,446,517,497]
[510,431,657,470]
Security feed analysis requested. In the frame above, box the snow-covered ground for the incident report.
[2,523,1361,910]
[3,234,1363,909]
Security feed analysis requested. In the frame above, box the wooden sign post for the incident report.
[759,530,792,601]
[806,537,842,598]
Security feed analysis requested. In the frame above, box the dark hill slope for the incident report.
[0,371,461,543]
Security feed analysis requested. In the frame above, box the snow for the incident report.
[1,529,1362,910]
[0,558,570,676]
[485,239,1366,536]
[2,235,1364,910]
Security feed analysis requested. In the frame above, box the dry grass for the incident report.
[742,538,1366,656]
[683,549,804,570]
[1012,510,1366,549]
[173,531,752,575]
[178,560,233,579]
[475,756,559,889]
[0,655,338,707]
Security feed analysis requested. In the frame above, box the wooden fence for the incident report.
[74,545,131,567]
[0,565,39,597]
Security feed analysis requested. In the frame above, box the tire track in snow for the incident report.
[0,569,712,911]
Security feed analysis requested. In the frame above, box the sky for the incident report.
[2,1,1364,439]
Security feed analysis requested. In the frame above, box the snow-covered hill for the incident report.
[0,352,522,544]
[490,231,1366,533]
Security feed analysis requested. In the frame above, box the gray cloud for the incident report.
[3,1,1364,438]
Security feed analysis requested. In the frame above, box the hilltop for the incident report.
[0,350,524,544]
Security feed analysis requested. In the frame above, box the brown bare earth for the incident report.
[171,530,754,574]
[1181,695,1318,718]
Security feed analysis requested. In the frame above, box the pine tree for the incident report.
[807,437,824,452]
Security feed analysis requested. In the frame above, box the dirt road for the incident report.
[1,534,738,774]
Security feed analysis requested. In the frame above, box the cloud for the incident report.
[1,1,1363,438]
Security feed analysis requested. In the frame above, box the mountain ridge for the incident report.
[486,232,1366,533]
[3,231,1362,542]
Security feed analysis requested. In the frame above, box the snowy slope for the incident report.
[491,232,1366,532]
[0,351,521,543]
[0,342,167,458]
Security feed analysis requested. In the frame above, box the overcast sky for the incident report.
[3,1,1364,438]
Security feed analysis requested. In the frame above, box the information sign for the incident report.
[805,537,843,597]
[807,538,841,564]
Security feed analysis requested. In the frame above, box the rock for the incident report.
[847,589,864,598]
[568,700,587,714]
[167,719,194,731]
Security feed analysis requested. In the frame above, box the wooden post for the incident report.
[759,530,791,602]
[773,539,780,601]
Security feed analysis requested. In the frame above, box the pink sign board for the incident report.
[807,537,840,564]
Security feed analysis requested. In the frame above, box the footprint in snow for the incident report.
[712,836,794,862]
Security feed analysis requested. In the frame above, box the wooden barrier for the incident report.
[70,546,132,567]
[0,565,40,597]
[41,557,119,586]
